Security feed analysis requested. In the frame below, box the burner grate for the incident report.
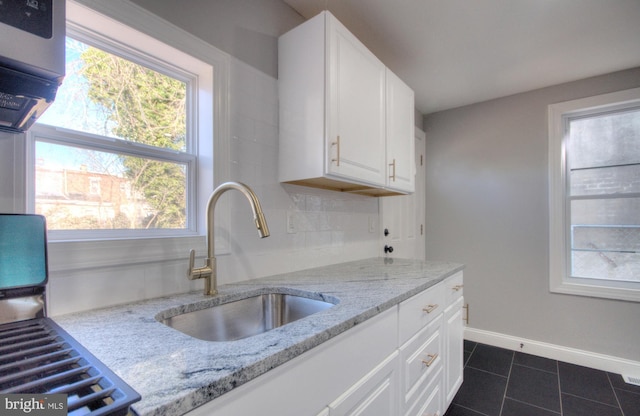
[0,318,140,416]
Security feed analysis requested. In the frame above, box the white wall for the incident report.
[0,133,24,213]
[219,56,380,283]
[129,0,302,79]
[0,0,380,315]
[423,67,640,362]
[42,55,379,316]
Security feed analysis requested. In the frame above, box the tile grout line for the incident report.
[561,392,625,411]
[463,365,511,382]
[607,372,626,416]
[450,404,492,416]
[510,361,558,376]
[504,397,562,415]
[497,350,515,416]
[556,359,563,416]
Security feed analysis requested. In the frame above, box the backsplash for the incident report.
[46,57,379,316]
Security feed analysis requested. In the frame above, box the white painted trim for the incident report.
[71,0,232,191]
[47,236,203,272]
[465,327,640,380]
[547,87,640,302]
[31,0,233,275]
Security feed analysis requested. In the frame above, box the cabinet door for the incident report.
[326,13,386,187]
[329,351,399,416]
[386,69,415,193]
[444,296,465,407]
[380,127,425,259]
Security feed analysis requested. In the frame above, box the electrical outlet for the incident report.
[368,216,376,233]
[286,211,297,234]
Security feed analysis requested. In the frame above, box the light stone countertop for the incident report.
[54,258,464,416]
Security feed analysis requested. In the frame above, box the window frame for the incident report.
[548,87,640,302]
[28,124,198,239]
[19,0,231,273]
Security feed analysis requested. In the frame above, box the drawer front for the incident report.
[443,271,464,307]
[329,351,399,416]
[399,283,445,344]
[405,367,443,416]
[399,314,443,411]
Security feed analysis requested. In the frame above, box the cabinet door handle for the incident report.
[389,158,396,181]
[331,136,340,166]
[421,353,438,367]
[422,304,438,313]
[452,284,464,291]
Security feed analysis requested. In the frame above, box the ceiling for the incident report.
[282,0,640,115]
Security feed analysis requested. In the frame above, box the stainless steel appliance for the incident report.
[0,0,65,132]
[0,214,140,416]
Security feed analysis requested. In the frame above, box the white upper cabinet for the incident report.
[386,69,415,193]
[326,14,387,187]
[278,11,415,196]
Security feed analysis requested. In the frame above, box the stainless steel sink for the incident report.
[160,293,335,342]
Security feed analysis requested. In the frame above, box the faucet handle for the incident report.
[188,249,196,277]
[187,249,212,280]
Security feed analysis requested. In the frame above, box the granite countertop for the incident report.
[54,258,463,416]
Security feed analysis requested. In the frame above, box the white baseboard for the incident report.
[465,327,640,382]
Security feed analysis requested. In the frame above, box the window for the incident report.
[549,88,640,302]
[27,2,215,241]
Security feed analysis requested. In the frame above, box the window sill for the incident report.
[551,279,640,303]
[47,235,206,273]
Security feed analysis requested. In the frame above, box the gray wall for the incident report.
[423,67,640,361]
[128,0,303,78]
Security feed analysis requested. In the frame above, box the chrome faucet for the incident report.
[188,181,270,295]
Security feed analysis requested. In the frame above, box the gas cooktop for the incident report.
[0,318,140,416]
[0,214,140,416]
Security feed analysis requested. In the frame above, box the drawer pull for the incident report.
[422,304,438,313]
[452,284,464,291]
[421,353,438,367]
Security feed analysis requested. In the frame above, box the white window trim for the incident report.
[28,123,199,239]
[22,0,231,273]
[548,87,640,302]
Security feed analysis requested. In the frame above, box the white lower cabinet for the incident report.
[410,368,444,416]
[398,271,464,415]
[328,351,400,416]
[400,315,443,415]
[187,273,463,416]
[187,307,398,416]
[443,272,465,408]
[444,296,465,407]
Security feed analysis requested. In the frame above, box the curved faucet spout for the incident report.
[188,181,270,295]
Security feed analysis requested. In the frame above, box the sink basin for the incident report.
[160,293,335,342]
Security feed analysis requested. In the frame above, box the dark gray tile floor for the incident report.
[445,341,640,416]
